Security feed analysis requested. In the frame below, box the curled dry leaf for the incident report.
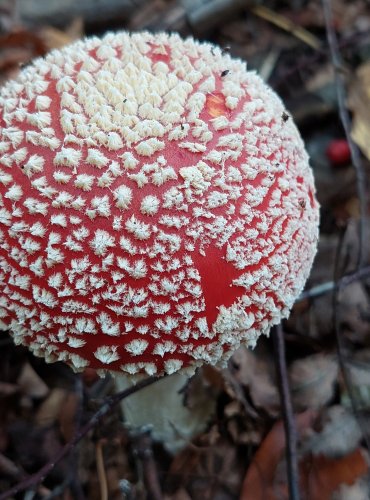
[289,353,338,410]
[230,346,280,417]
[241,411,317,500]
[338,218,370,276]
[17,362,49,399]
[0,29,47,83]
[169,437,243,499]
[241,411,368,500]
[300,448,369,500]
[226,417,262,446]
[342,349,370,410]
[332,477,370,500]
[302,405,362,458]
[117,371,216,454]
[305,63,335,100]
[348,61,370,161]
[338,282,370,343]
[58,392,79,442]
[38,18,84,51]
[35,388,70,427]
[0,21,83,85]
[184,366,219,413]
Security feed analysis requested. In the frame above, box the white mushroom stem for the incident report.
[115,372,213,454]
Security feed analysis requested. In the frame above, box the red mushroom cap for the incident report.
[0,32,319,377]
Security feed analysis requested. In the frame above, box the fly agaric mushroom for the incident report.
[0,32,319,449]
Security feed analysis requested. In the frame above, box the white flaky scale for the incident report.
[0,30,319,385]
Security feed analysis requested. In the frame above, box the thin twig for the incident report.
[322,0,367,269]
[297,264,370,302]
[273,324,300,500]
[96,440,108,500]
[273,27,370,88]
[251,5,321,49]
[0,376,160,500]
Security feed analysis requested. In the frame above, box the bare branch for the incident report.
[298,264,370,302]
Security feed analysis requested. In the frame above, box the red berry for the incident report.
[326,139,351,166]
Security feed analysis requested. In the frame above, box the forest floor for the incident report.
[1,0,370,498]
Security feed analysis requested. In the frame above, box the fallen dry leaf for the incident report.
[58,392,79,442]
[348,61,370,161]
[17,362,49,399]
[336,282,370,342]
[167,436,244,498]
[302,405,362,458]
[231,346,280,416]
[342,349,370,410]
[289,353,338,410]
[241,411,367,500]
[35,387,69,426]
[0,29,47,82]
[332,477,369,500]
[38,18,84,51]
[306,64,334,95]
[240,411,317,500]
[0,29,46,54]
[300,448,368,500]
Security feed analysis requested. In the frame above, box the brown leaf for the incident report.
[302,406,362,458]
[201,365,225,392]
[338,281,370,342]
[332,477,369,500]
[240,411,367,500]
[348,61,370,161]
[38,18,84,51]
[167,437,244,498]
[0,29,46,54]
[240,411,317,500]
[17,362,49,399]
[35,388,69,426]
[301,448,368,500]
[231,346,280,416]
[289,353,338,410]
[58,392,79,442]
[342,349,370,410]
[0,29,47,82]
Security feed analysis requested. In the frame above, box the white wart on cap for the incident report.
[0,31,319,377]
